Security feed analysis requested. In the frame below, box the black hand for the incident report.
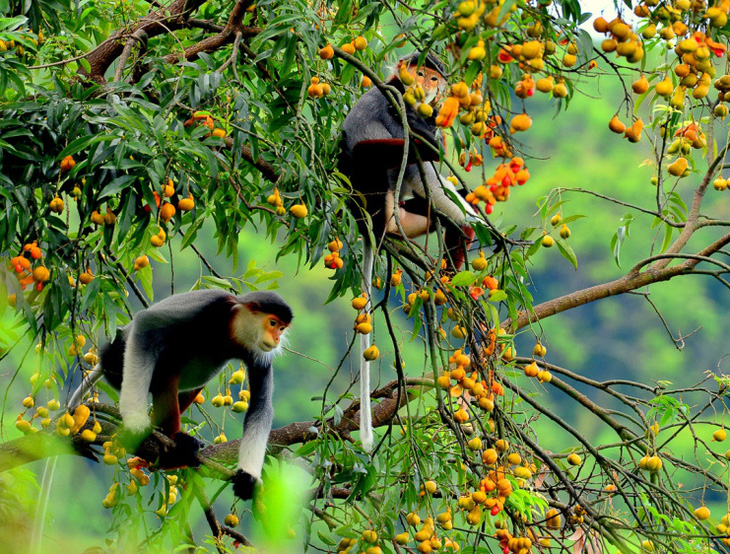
[231,469,258,500]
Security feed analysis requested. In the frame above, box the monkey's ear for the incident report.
[242,302,262,314]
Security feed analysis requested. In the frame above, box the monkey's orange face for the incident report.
[261,315,289,351]
[406,65,446,105]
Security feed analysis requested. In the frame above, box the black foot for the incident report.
[231,469,258,500]
[157,431,203,469]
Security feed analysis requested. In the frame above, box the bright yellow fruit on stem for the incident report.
[290,204,308,218]
[694,506,711,520]
[363,345,379,361]
[567,452,582,465]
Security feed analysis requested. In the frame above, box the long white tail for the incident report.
[31,364,104,554]
[360,242,374,453]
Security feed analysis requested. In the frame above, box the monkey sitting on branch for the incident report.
[69,289,293,500]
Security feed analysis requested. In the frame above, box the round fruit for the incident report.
[541,235,554,248]
[694,506,711,520]
[363,345,379,361]
[353,36,368,50]
[290,204,308,218]
[178,195,195,211]
[319,44,334,60]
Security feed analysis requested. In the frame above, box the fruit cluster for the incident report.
[351,292,372,334]
[307,76,332,98]
[10,242,50,291]
[183,111,227,138]
[465,157,529,214]
[324,238,344,270]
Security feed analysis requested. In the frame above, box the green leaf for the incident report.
[450,270,477,287]
[555,237,578,269]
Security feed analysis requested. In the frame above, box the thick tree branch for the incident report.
[0,378,430,472]
[507,232,730,331]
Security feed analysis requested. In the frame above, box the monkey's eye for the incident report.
[269,319,277,327]
[417,70,425,77]
[430,76,439,82]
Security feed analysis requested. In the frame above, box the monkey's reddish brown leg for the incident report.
[177,387,203,416]
[151,375,182,436]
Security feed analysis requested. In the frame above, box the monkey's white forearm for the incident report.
[405,165,479,224]
[118,324,155,433]
[237,368,274,479]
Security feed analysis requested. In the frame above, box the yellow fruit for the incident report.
[655,77,673,97]
[395,532,410,545]
[510,113,532,132]
[416,103,433,118]
[32,266,50,283]
[290,204,308,218]
[667,157,689,177]
[211,128,226,138]
[694,506,711,520]
[134,255,150,271]
[79,271,93,284]
[362,530,378,543]
[80,429,97,441]
[567,453,582,466]
[49,196,64,213]
[424,480,437,494]
[545,508,561,530]
[341,42,356,55]
[541,235,554,248]
[232,401,249,413]
[363,345,380,361]
[352,295,367,310]
[353,36,368,50]
[177,194,195,211]
[713,428,727,442]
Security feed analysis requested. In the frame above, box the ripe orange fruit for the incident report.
[341,42,356,55]
[318,44,334,60]
[32,266,50,282]
[133,255,149,271]
[160,202,176,222]
[510,113,532,133]
[212,128,226,138]
[60,155,76,171]
[353,36,368,51]
[79,271,93,284]
[177,194,195,211]
[694,506,711,520]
